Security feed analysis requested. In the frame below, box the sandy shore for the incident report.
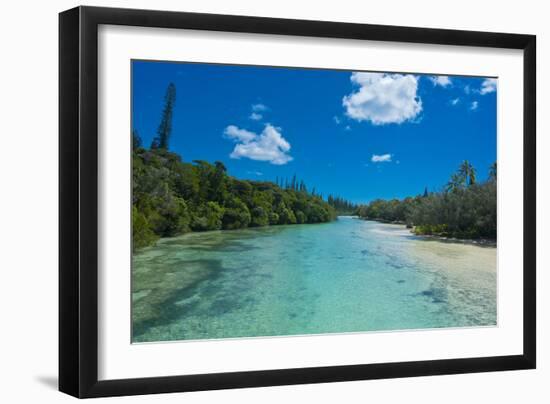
[413,233,496,247]
[358,217,496,247]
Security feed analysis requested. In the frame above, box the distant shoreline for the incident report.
[359,218,497,247]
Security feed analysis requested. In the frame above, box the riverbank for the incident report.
[355,216,407,225]
[358,217,496,247]
[135,216,340,252]
[412,233,496,247]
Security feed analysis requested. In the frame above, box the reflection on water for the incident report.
[132,217,496,342]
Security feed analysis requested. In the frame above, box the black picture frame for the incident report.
[59,5,536,398]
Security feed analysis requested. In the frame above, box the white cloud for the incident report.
[343,72,422,125]
[480,78,497,95]
[470,101,479,111]
[429,75,452,87]
[251,103,268,112]
[464,85,471,95]
[225,124,293,165]
[451,97,460,106]
[333,116,341,124]
[224,125,256,143]
[371,153,392,163]
[249,112,263,121]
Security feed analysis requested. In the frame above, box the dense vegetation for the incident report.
[357,161,497,240]
[273,176,355,215]
[327,195,358,215]
[132,83,357,250]
[132,146,338,249]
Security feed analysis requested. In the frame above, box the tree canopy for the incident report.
[132,147,337,250]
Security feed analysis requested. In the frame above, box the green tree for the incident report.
[209,161,228,203]
[446,160,476,192]
[151,82,176,149]
[191,201,224,231]
[459,160,477,186]
[222,197,251,230]
[250,206,270,227]
[132,206,158,250]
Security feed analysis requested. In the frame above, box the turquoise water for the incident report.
[132,217,496,342]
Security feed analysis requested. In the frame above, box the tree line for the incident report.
[327,195,357,214]
[132,83,337,250]
[356,161,497,240]
[273,175,356,214]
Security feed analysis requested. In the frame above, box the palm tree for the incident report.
[459,160,476,186]
[446,172,464,192]
[446,161,477,192]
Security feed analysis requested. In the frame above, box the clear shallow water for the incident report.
[132,217,496,342]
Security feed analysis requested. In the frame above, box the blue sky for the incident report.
[132,60,497,203]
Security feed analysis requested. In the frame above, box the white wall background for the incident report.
[0,0,546,402]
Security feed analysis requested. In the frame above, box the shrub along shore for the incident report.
[356,161,497,241]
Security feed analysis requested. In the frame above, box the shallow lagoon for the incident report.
[132,217,496,342]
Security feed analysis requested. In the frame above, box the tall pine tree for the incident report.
[151,82,176,150]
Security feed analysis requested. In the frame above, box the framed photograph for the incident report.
[59,6,536,398]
